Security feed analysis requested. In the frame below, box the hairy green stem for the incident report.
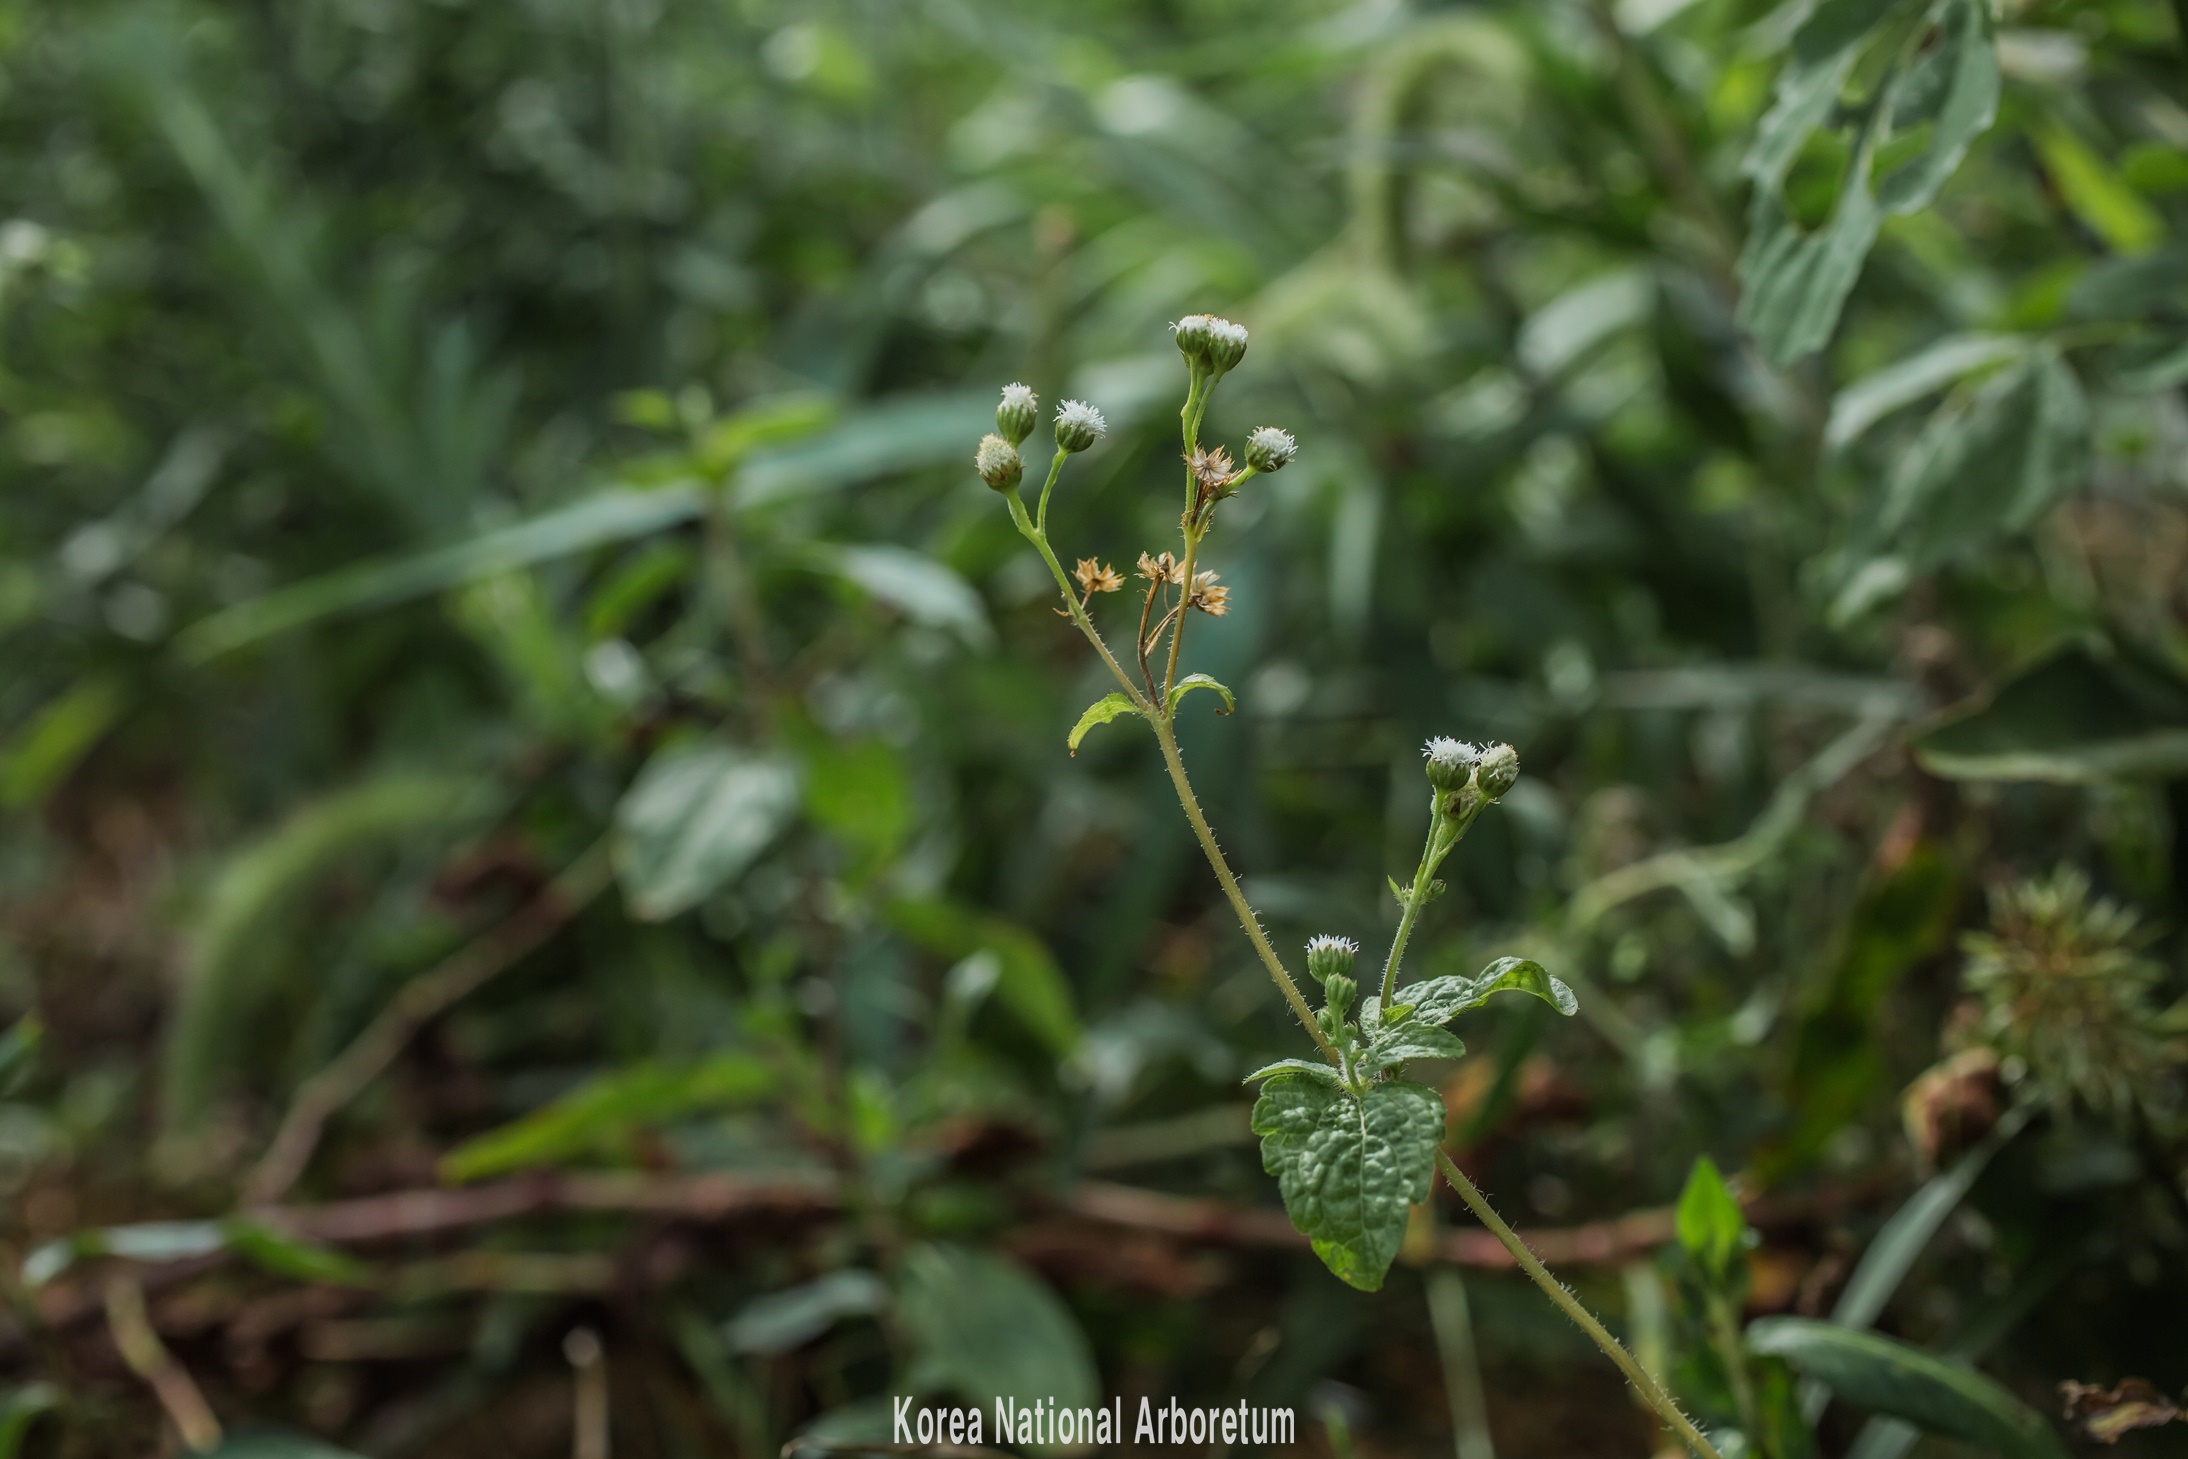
[1152,715,1338,1061]
[1380,813,1443,1009]
[1005,491,1150,713]
[1437,1150,1724,1459]
[1161,527,1202,701]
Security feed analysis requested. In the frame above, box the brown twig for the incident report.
[244,838,617,1206]
[104,1274,222,1452]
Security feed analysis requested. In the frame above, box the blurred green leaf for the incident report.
[2032,124,2164,255]
[1912,641,2188,782]
[1825,334,2027,450]
[1252,1074,1443,1291]
[1747,1318,2071,1459]
[162,771,494,1134]
[0,677,126,808]
[1675,1155,1749,1283]
[726,1270,887,1355]
[813,544,991,646]
[0,1018,38,1098]
[885,898,1078,1055]
[897,1243,1099,1415]
[439,1053,778,1182]
[615,743,800,921]
[0,1384,56,1459]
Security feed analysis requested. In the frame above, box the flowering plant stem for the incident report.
[985,345,1722,1459]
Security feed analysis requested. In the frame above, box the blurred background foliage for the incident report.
[0,0,2185,1454]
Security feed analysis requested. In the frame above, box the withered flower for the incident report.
[1138,551,1183,584]
[1074,558,1124,595]
[1188,569,1229,616]
[1187,446,1239,497]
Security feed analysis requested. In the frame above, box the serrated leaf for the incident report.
[1747,1318,2072,1459]
[1068,693,1141,756]
[615,743,800,920]
[1361,1022,1467,1074]
[1401,957,1578,1025]
[1244,1057,1345,1086]
[1166,672,1234,718]
[1675,1155,1750,1283]
[896,1243,1099,1415]
[1251,1075,1443,1291]
[1910,640,2188,782]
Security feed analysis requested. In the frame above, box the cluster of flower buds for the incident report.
[1306,934,1359,1037]
[1423,737,1519,818]
[1174,313,1250,376]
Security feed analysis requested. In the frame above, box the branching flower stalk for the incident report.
[976,321,1723,1459]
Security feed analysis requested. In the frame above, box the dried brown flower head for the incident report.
[1188,569,1229,617]
[1187,446,1239,497]
[1137,551,1183,584]
[1074,558,1124,595]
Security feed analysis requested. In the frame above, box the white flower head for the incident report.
[1423,736,1481,791]
[1053,399,1107,453]
[996,382,1039,445]
[974,432,1023,492]
[1245,426,1296,474]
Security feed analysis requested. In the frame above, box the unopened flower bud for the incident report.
[1205,316,1248,373]
[1322,972,1357,1019]
[1306,934,1358,986]
[1475,742,1519,799]
[1173,314,1218,367]
[1245,426,1296,474]
[1423,737,1479,792]
[974,433,1023,493]
[1053,399,1106,453]
[996,383,1038,446]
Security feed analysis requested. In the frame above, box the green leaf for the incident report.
[1360,1022,1467,1075]
[2032,124,2165,255]
[439,1054,778,1182]
[1068,692,1141,755]
[812,544,992,647]
[0,675,127,808]
[1825,333,2029,451]
[1910,640,2188,782]
[0,1384,56,1459]
[220,1221,370,1286]
[162,771,494,1135]
[725,1270,887,1355]
[177,484,710,663]
[0,1017,39,1098]
[885,898,1079,1054]
[1244,1057,1345,1087]
[1675,1155,1750,1284]
[1747,1318,2072,1459]
[1401,957,1578,1025]
[1251,1075,1444,1291]
[1832,346,2087,622]
[798,734,914,866]
[896,1243,1099,1415]
[1166,672,1235,718]
[23,1218,364,1288]
[614,742,800,920]
[1737,0,1997,364]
